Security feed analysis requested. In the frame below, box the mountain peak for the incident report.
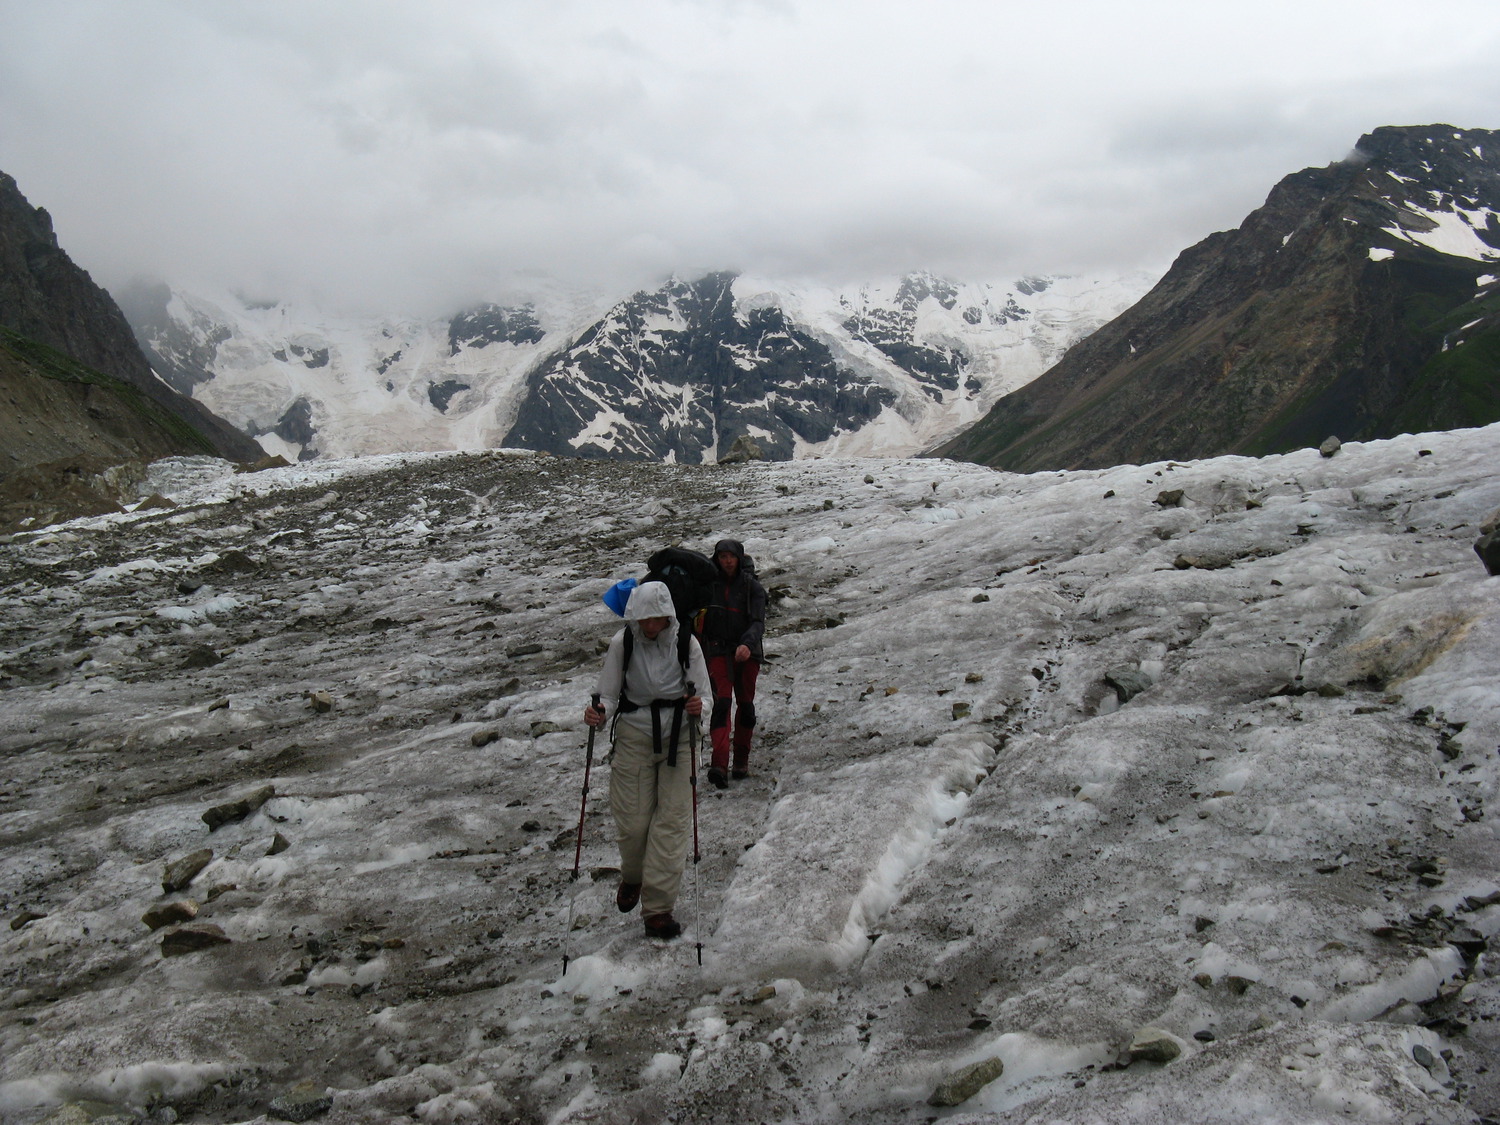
[935,124,1500,472]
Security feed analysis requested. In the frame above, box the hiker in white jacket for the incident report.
[583,581,708,939]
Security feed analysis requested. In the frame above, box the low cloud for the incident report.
[3,0,1498,316]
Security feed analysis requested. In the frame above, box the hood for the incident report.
[713,538,754,577]
[623,580,676,621]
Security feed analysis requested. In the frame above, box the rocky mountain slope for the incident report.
[0,172,264,472]
[1,427,1498,1123]
[123,269,1152,464]
[934,124,1500,471]
[0,172,265,528]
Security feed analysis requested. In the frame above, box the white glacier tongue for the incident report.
[0,426,1498,1123]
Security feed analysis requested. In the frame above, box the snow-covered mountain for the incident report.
[119,279,612,464]
[2,426,1498,1123]
[121,269,1154,464]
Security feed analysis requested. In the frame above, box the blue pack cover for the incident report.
[602,577,638,617]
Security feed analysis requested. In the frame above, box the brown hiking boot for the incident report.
[643,912,682,940]
[616,881,641,913]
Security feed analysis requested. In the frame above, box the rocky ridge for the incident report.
[505,271,894,461]
[0,173,263,470]
[935,124,1500,471]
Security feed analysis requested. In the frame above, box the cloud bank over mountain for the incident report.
[2,0,1499,316]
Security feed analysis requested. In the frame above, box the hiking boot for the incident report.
[731,770,748,781]
[707,767,728,790]
[643,913,682,940]
[615,881,641,913]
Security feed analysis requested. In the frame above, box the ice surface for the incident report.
[1,430,1498,1123]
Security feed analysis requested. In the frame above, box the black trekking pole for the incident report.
[563,693,601,975]
[687,681,703,967]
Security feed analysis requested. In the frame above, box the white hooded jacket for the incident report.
[594,581,710,735]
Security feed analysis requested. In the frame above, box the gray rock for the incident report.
[471,729,501,747]
[1173,553,1233,570]
[1481,507,1500,536]
[160,923,231,957]
[308,691,334,713]
[1319,436,1342,457]
[162,849,213,893]
[205,548,258,575]
[142,899,199,930]
[1154,489,1184,507]
[1127,1026,1183,1064]
[1105,668,1154,703]
[719,433,764,464]
[267,832,291,856]
[9,908,46,931]
[1475,528,1500,577]
[203,784,275,830]
[928,1056,1005,1106]
[530,720,566,737]
[268,1080,334,1122]
[179,644,222,669]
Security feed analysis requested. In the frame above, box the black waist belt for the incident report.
[618,695,687,766]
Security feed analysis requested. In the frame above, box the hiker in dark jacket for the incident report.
[700,538,766,789]
[584,580,708,940]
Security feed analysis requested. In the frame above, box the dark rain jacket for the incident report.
[700,539,766,661]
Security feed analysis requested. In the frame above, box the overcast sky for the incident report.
[3,0,1499,317]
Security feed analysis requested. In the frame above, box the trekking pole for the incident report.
[563,694,601,975]
[687,681,703,967]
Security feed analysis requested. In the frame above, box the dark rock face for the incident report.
[116,278,230,394]
[937,125,1500,471]
[447,304,546,355]
[504,272,896,461]
[841,272,980,404]
[0,171,263,465]
[274,397,317,454]
[427,380,471,414]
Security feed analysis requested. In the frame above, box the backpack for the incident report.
[644,546,717,630]
[602,545,714,692]
[613,549,713,765]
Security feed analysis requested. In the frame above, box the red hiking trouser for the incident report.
[708,654,759,774]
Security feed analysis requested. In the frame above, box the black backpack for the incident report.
[613,546,713,694]
[644,546,717,631]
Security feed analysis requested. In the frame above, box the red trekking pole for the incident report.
[563,693,601,974]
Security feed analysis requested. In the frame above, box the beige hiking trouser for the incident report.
[609,719,694,918]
